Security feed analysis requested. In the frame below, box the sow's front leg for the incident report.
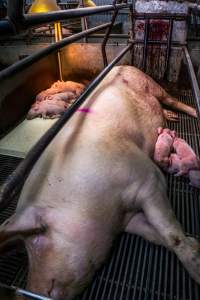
[125,164,200,284]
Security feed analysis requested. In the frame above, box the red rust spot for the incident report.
[149,20,169,41]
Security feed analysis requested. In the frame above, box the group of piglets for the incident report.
[27,80,86,119]
[154,127,200,188]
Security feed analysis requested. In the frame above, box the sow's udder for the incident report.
[27,80,86,120]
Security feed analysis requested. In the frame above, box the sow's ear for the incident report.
[0,206,48,252]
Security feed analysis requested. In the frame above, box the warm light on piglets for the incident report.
[27,99,68,119]
[1,66,200,300]
[27,80,86,120]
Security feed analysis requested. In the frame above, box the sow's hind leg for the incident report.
[161,95,197,118]
[125,167,200,284]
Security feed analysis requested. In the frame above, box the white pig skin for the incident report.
[0,66,199,300]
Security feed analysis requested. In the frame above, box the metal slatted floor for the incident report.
[0,89,199,300]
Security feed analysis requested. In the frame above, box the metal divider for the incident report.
[0,0,133,210]
[132,13,187,78]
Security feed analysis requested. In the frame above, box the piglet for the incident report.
[172,137,200,176]
[154,127,176,169]
[27,99,68,119]
[36,81,85,102]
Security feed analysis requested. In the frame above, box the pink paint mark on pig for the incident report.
[77,108,92,113]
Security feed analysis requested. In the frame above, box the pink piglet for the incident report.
[172,137,200,176]
[154,127,176,169]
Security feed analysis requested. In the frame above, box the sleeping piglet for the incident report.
[27,99,68,119]
[154,127,176,169]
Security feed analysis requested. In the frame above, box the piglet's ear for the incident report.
[0,206,48,250]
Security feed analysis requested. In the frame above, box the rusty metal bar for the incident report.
[0,43,133,211]
[164,18,173,79]
[0,283,53,300]
[0,22,111,82]
[134,13,187,20]
[134,40,186,46]
[184,46,200,119]
[143,17,149,71]
[130,0,136,66]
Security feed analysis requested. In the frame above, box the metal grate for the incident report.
[0,89,199,299]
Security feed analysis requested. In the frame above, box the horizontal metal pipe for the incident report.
[183,46,200,119]
[0,43,133,211]
[0,22,111,82]
[0,19,15,35]
[133,40,186,46]
[0,2,130,35]
[24,4,130,27]
[134,13,187,20]
[0,283,53,300]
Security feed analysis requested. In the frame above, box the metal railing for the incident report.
[0,0,199,217]
[0,0,132,210]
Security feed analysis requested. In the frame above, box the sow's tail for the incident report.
[160,94,197,118]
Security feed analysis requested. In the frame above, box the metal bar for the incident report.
[24,4,130,27]
[184,46,200,119]
[102,0,119,67]
[164,18,173,79]
[54,22,63,81]
[133,40,186,46]
[130,2,135,66]
[134,13,187,20]
[143,18,149,71]
[7,0,24,31]
[0,43,133,210]
[0,3,130,35]
[0,10,187,36]
[80,0,88,43]
[0,22,111,82]
[0,19,16,35]
[0,283,53,300]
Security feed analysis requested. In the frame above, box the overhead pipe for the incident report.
[24,3,130,27]
[0,0,130,36]
[0,43,133,210]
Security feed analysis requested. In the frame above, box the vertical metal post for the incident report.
[80,0,88,43]
[164,18,173,79]
[130,0,136,66]
[7,0,24,32]
[102,0,118,67]
[143,17,150,71]
[54,22,63,81]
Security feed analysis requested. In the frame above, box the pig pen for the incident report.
[0,40,200,300]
